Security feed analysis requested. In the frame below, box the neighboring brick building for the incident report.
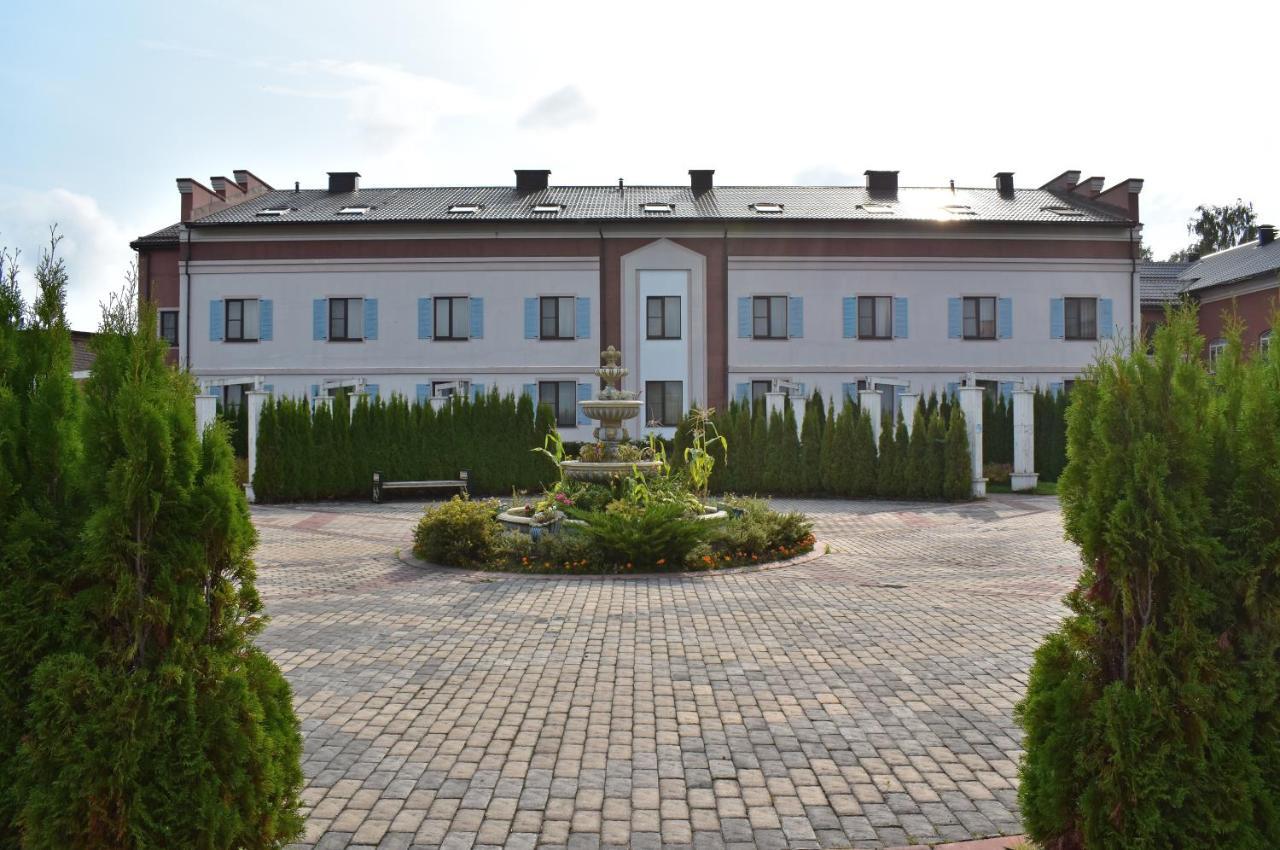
[1177,225,1280,362]
[131,167,1144,436]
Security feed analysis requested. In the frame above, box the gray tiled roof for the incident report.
[1179,239,1280,292]
[1139,261,1192,306]
[177,184,1132,228]
[129,223,182,247]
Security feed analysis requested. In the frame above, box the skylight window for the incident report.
[751,202,784,214]
[531,204,563,214]
[448,204,482,214]
[337,206,370,215]
[1042,205,1085,218]
[643,203,674,214]
[255,207,290,217]
[943,204,977,216]
[857,203,894,215]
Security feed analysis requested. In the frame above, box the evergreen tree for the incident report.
[746,404,768,494]
[943,408,972,500]
[876,413,898,498]
[13,296,303,847]
[924,411,946,499]
[799,390,825,494]
[849,410,878,497]
[1017,308,1280,849]
[905,408,929,498]
[778,400,804,495]
[818,401,837,495]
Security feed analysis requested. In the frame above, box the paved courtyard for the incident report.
[259,495,1079,850]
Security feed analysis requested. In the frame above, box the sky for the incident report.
[1,0,1277,330]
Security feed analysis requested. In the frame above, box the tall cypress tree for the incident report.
[876,412,898,498]
[925,411,946,499]
[905,408,929,498]
[943,408,972,501]
[800,390,825,494]
[850,410,878,497]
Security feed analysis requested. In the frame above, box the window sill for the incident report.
[538,336,577,342]
[646,336,683,341]
[961,337,1000,342]
[327,338,365,343]
[854,336,893,342]
[224,338,259,344]
[749,336,791,341]
[433,337,471,342]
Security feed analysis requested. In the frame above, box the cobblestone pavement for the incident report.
[259,495,1078,850]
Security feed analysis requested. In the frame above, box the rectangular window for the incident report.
[1064,297,1097,340]
[222,383,247,413]
[857,296,892,339]
[540,296,575,340]
[539,380,577,427]
[329,297,363,341]
[159,310,178,347]
[752,296,788,339]
[225,298,259,342]
[646,296,681,340]
[433,297,471,340]
[645,380,684,427]
[963,296,997,340]
[432,380,470,398]
[751,380,772,406]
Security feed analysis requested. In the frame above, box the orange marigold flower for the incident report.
[656,558,666,565]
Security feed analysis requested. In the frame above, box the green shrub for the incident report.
[924,411,946,499]
[850,410,878,497]
[944,409,972,500]
[529,528,598,570]
[575,501,714,569]
[1016,307,1280,849]
[875,414,899,498]
[412,496,502,567]
[710,497,814,561]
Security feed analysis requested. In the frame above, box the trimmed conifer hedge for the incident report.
[704,391,972,501]
[253,389,561,502]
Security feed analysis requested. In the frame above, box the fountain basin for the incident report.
[579,398,643,422]
[561,459,662,482]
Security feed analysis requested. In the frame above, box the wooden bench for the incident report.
[371,470,468,503]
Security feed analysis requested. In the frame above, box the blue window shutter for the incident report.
[795,382,807,398]
[365,383,379,400]
[470,383,484,402]
[947,298,962,339]
[363,298,378,340]
[788,297,804,338]
[843,297,857,338]
[842,382,857,404]
[1050,381,1064,395]
[209,300,223,341]
[263,384,274,395]
[259,299,273,341]
[576,382,592,425]
[998,297,1013,339]
[310,383,320,399]
[524,298,539,339]
[470,297,484,339]
[575,297,590,339]
[893,297,908,339]
[522,382,536,399]
[416,383,430,405]
[418,298,433,340]
[999,381,1013,402]
[313,299,327,340]
[734,382,750,404]
[946,382,959,398]
[1050,298,1065,339]
[738,298,752,338]
[1099,298,1114,338]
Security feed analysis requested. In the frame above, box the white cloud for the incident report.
[265,60,489,153]
[518,86,596,130]
[0,188,136,332]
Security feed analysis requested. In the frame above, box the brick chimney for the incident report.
[210,176,246,203]
[1259,224,1277,247]
[178,169,274,222]
[1096,178,1144,222]
[1040,170,1082,192]
[1071,176,1106,199]
[328,172,360,193]
[864,170,899,196]
[994,172,1015,197]
[515,169,551,194]
[690,169,715,195]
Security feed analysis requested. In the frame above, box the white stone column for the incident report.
[764,391,786,422]
[956,384,986,498]
[1011,387,1039,492]
[858,388,883,447]
[899,392,920,436]
[194,394,218,437]
[244,389,269,504]
[313,395,333,414]
[349,391,369,418]
[429,395,448,413]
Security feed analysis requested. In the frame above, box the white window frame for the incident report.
[433,296,471,341]
[225,298,260,342]
[329,297,364,342]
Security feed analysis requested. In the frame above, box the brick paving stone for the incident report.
[252,496,1076,848]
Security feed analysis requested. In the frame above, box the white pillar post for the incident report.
[194,394,218,437]
[349,391,369,418]
[313,395,333,414]
[429,395,447,413]
[1011,386,1038,492]
[956,381,986,498]
[858,387,883,447]
[244,389,269,504]
[764,391,786,422]
[898,391,919,436]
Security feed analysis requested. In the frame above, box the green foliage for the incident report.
[849,409,878,497]
[4,280,302,848]
[924,411,946,500]
[412,496,503,567]
[1017,306,1280,850]
[1035,387,1070,482]
[575,501,715,570]
[706,497,814,561]
[876,413,899,498]
[905,408,930,498]
[800,390,826,494]
[1168,198,1258,262]
[943,408,972,501]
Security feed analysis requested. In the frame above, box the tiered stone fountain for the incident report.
[560,346,662,483]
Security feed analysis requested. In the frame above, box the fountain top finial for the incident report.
[601,346,622,368]
[595,346,634,398]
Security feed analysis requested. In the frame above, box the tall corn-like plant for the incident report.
[1017,306,1280,849]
